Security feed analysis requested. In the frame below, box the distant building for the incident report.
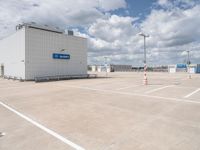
[110,64,132,72]
[89,64,132,72]
[168,64,200,73]
[97,65,111,72]
[188,64,200,73]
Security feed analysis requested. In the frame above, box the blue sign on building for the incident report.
[52,53,70,59]
[177,64,187,68]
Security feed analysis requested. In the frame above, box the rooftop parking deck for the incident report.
[0,72,200,150]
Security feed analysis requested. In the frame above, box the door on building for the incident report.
[0,65,4,77]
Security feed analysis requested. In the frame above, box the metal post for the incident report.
[187,50,191,79]
[143,36,147,85]
[104,57,108,77]
[144,36,146,64]
[139,33,149,85]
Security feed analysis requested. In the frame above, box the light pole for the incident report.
[186,50,191,79]
[104,56,108,77]
[139,32,149,85]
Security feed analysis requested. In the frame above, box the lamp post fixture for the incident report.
[104,56,108,77]
[139,32,149,85]
[186,50,191,79]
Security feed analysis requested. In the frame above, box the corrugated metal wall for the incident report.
[25,27,87,80]
[0,29,25,79]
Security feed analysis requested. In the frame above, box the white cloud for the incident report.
[157,0,197,9]
[98,0,127,11]
[0,0,200,65]
[86,2,200,65]
[157,0,168,6]
[140,4,200,64]
[0,0,126,39]
[84,15,144,65]
[89,15,138,42]
[141,5,200,48]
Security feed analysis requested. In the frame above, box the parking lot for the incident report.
[0,72,200,150]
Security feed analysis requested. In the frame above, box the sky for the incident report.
[0,0,200,66]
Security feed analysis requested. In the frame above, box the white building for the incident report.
[90,64,132,73]
[91,65,97,72]
[188,64,200,73]
[110,64,132,72]
[168,64,187,73]
[168,65,177,73]
[0,23,87,80]
[91,65,111,72]
[168,64,200,73]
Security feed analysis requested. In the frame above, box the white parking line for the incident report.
[184,88,200,98]
[0,101,85,150]
[0,84,35,90]
[145,85,175,94]
[116,85,141,90]
[59,85,200,105]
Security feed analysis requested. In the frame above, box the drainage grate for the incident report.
[0,132,6,137]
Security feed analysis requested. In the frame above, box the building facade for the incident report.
[168,64,200,73]
[188,64,200,73]
[0,23,87,80]
[89,64,132,72]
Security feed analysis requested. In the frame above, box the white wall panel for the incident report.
[0,29,25,79]
[25,27,87,80]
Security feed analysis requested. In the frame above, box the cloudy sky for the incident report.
[1,0,200,66]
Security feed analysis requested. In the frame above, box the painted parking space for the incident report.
[0,104,74,150]
[183,88,200,102]
[0,72,200,150]
[145,85,198,99]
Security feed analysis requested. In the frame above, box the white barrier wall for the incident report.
[0,25,87,80]
[168,65,176,73]
[0,29,25,79]
[25,27,87,80]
